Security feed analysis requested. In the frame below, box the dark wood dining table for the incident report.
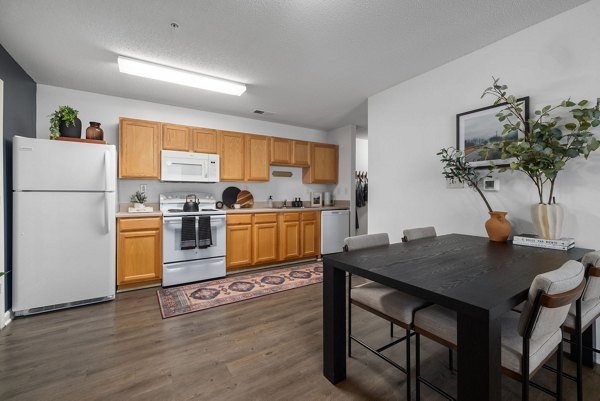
[322,233,594,401]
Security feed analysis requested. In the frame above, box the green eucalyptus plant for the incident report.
[130,191,148,204]
[481,77,600,204]
[49,105,79,139]
[438,147,493,213]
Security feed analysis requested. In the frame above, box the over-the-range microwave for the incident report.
[161,150,220,183]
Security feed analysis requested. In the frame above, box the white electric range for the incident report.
[160,192,226,286]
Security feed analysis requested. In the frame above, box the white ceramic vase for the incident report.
[531,203,564,240]
[133,202,144,210]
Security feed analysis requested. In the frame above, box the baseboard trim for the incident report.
[0,309,13,330]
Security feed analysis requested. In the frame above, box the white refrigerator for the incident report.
[12,136,117,316]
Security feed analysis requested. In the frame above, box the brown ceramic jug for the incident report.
[85,121,104,140]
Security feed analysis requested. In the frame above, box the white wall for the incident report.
[369,0,600,249]
[328,125,356,235]
[356,138,368,172]
[356,138,368,235]
[369,0,600,359]
[36,85,334,203]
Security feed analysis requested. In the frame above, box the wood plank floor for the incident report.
[1,279,599,400]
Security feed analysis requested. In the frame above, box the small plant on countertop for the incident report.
[49,105,79,139]
[130,191,148,205]
[438,147,493,212]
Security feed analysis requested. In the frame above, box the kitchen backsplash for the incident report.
[118,166,335,204]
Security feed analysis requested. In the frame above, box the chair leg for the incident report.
[575,299,583,401]
[406,328,411,401]
[416,332,421,401]
[557,340,563,401]
[448,349,453,372]
[347,273,352,358]
[523,338,530,401]
[391,321,394,337]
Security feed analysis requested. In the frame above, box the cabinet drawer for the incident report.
[227,214,253,225]
[301,211,318,221]
[254,213,277,224]
[282,212,301,222]
[119,217,162,231]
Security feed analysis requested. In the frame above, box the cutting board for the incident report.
[222,186,241,208]
[236,190,254,208]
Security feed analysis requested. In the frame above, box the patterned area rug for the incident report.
[157,261,323,318]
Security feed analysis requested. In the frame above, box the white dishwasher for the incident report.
[321,210,351,255]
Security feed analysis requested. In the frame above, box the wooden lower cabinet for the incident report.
[279,213,301,261]
[226,211,321,271]
[117,217,162,290]
[226,217,253,269]
[253,214,278,265]
[301,212,320,257]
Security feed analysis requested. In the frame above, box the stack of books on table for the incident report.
[513,234,575,251]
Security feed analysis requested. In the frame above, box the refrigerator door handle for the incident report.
[104,192,111,234]
[104,150,111,191]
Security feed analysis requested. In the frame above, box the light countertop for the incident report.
[116,203,162,218]
[115,201,349,218]
[225,205,349,214]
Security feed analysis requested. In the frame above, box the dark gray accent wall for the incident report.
[0,43,36,311]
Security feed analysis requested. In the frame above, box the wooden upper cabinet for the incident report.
[270,137,292,165]
[245,134,270,181]
[162,124,190,151]
[119,118,161,179]
[292,140,310,166]
[303,143,338,184]
[219,131,246,181]
[191,128,219,154]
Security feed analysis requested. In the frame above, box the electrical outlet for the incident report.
[140,184,148,193]
[446,178,464,189]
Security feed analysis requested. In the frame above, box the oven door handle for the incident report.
[163,215,226,223]
[164,217,188,223]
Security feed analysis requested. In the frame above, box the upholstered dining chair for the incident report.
[402,226,437,243]
[401,226,458,370]
[553,251,600,401]
[344,233,430,401]
[412,260,586,401]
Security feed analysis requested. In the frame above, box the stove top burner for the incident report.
[168,209,184,213]
[201,208,217,211]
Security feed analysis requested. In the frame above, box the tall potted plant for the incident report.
[481,78,600,239]
[438,147,512,241]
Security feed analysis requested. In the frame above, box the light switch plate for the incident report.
[446,178,464,189]
[140,184,148,193]
[483,178,500,191]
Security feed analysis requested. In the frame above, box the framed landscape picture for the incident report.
[456,96,529,168]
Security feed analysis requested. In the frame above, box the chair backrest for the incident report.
[581,251,600,302]
[518,260,586,341]
[402,226,437,242]
[343,233,389,252]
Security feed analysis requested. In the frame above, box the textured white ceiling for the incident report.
[0,0,589,130]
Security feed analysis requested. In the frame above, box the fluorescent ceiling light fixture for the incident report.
[117,56,246,96]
